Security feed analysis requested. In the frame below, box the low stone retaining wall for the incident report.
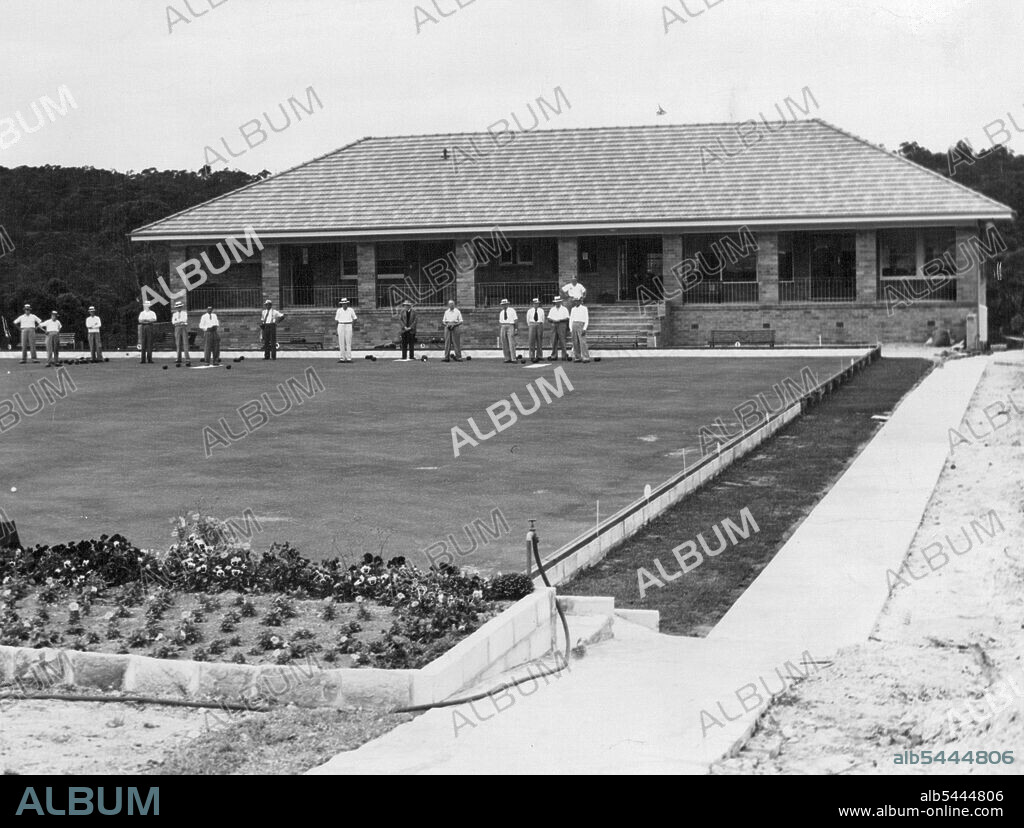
[0,589,556,712]
[536,347,882,586]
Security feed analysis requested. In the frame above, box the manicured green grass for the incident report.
[562,358,934,634]
[1,355,857,573]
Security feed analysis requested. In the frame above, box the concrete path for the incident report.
[311,354,989,775]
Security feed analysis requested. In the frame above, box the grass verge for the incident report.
[562,357,935,635]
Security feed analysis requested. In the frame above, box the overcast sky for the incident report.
[1,0,1022,174]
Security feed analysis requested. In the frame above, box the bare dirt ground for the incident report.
[713,355,1024,776]
[0,699,215,775]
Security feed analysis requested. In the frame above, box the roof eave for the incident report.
[130,211,1016,243]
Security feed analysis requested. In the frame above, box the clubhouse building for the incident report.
[131,119,1013,349]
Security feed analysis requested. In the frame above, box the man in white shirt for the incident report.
[569,298,590,363]
[334,298,357,363]
[199,306,221,366]
[13,304,41,364]
[171,301,191,367]
[525,297,546,363]
[441,300,463,363]
[138,302,157,364]
[562,274,587,304]
[260,300,285,361]
[39,311,62,367]
[85,306,103,362]
[547,296,570,362]
[497,299,518,363]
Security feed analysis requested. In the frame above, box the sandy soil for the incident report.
[713,355,1024,775]
[0,698,234,775]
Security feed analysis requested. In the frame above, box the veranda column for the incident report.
[455,239,476,308]
[558,237,578,288]
[855,231,877,303]
[662,235,683,304]
[756,232,779,304]
[261,245,281,306]
[357,243,376,308]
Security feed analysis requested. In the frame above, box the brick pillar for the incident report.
[855,231,877,303]
[357,243,376,308]
[662,235,683,305]
[261,245,280,305]
[558,237,578,285]
[955,226,980,306]
[168,244,189,308]
[756,232,779,304]
[455,240,476,308]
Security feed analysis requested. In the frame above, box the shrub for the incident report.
[483,573,534,602]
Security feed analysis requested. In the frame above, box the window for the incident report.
[686,234,757,282]
[342,243,358,277]
[500,240,534,265]
[376,241,406,274]
[878,230,917,277]
[777,233,794,281]
[922,229,957,277]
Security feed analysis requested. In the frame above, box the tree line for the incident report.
[1,141,1022,347]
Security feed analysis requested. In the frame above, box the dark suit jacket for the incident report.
[398,308,418,334]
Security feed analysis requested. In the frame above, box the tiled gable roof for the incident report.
[131,119,1013,240]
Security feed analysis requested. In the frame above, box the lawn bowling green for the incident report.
[0,355,856,573]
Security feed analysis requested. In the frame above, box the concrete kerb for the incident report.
[534,347,880,587]
[0,589,558,712]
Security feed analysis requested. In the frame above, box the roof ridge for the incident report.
[129,137,373,236]
[363,120,812,142]
[811,118,1015,217]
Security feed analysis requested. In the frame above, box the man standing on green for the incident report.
[85,305,103,362]
[138,302,157,364]
[39,311,62,367]
[399,300,418,361]
[13,304,41,364]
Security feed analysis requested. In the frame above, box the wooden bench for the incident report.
[276,334,325,351]
[709,329,776,348]
[588,331,648,349]
[58,333,77,350]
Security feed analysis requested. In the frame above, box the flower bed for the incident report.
[0,516,533,671]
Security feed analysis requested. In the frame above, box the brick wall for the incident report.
[666,302,974,346]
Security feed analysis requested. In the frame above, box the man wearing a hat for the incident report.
[260,300,284,361]
[199,306,221,366]
[398,300,418,361]
[441,299,463,363]
[569,297,591,363]
[526,298,546,363]
[39,311,63,367]
[497,299,518,363]
[547,296,570,361]
[85,306,103,362]
[171,301,191,367]
[334,297,357,363]
[12,304,42,364]
[138,301,157,364]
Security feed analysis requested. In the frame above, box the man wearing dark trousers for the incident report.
[260,300,284,360]
[138,302,157,364]
[526,297,545,363]
[399,300,417,360]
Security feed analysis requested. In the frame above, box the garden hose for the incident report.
[389,525,572,715]
[0,690,271,712]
